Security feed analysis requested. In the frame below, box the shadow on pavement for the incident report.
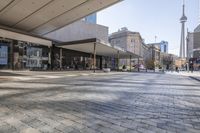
[0,71,26,77]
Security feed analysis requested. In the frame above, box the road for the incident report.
[0,72,200,133]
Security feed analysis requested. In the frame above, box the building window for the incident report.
[164,45,167,52]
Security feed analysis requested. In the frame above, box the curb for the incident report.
[189,76,200,82]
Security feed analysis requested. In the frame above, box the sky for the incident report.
[97,0,199,56]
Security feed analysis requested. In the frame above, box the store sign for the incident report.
[0,45,8,65]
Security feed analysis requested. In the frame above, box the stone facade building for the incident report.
[186,25,200,70]
[109,28,142,67]
[187,25,200,59]
[146,44,161,69]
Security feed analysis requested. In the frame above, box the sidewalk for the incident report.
[0,70,124,82]
[166,71,200,81]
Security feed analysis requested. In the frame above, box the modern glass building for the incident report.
[84,13,97,24]
[160,41,168,53]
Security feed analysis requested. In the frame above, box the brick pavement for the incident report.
[0,72,200,133]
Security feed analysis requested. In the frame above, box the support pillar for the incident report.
[138,57,140,72]
[10,42,14,70]
[60,48,62,70]
[48,45,52,70]
[100,56,102,70]
[12,40,18,70]
[130,55,132,72]
[93,43,96,73]
[117,51,119,71]
[50,44,55,70]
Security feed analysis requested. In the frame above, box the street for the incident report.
[0,72,200,133]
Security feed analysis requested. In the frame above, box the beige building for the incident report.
[160,53,178,70]
[146,44,161,69]
[175,58,187,68]
[109,28,142,67]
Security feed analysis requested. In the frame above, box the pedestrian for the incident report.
[176,67,179,73]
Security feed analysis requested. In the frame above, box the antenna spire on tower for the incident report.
[183,0,185,16]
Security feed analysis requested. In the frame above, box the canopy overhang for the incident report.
[57,38,140,59]
[0,0,122,36]
[0,28,52,46]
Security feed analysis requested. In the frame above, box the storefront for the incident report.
[0,38,118,71]
[14,41,50,70]
[0,30,138,71]
[0,38,50,70]
[0,40,11,69]
[57,38,139,71]
[51,47,115,70]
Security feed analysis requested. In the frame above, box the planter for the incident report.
[103,68,111,72]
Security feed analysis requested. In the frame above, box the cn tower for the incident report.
[179,0,187,58]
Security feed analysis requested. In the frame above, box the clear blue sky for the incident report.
[97,0,199,55]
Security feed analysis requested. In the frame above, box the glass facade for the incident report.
[53,48,106,70]
[13,41,49,70]
[160,41,168,53]
[0,39,117,71]
[0,45,8,65]
[26,47,49,68]
[0,39,50,70]
[0,40,12,69]
[84,13,97,24]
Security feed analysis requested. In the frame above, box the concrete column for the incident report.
[138,57,140,72]
[50,44,55,70]
[12,40,18,70]
[93,43,96,73]
[60,48,62,69]
[130,55,132,72]
[10,42,14,70]
[48,47,50,67]
[48,45,52,70]
[100,56,102,70]
[117,51,119,71]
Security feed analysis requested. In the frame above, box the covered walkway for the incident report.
[57,38,140,71]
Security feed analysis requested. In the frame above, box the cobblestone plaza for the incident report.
[0,72,200,133]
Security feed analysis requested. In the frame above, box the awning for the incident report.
[0,0,122,36]
[0,28,52,46]
[57,38,140,59]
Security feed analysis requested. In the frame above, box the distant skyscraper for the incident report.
[147,41,168,53]
[179,0,187,58]
[160,41,168,53]
[84,13,97,24]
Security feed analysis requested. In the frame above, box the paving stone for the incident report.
[0,72,200,133]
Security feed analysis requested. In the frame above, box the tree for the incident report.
[145,59,155,70]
